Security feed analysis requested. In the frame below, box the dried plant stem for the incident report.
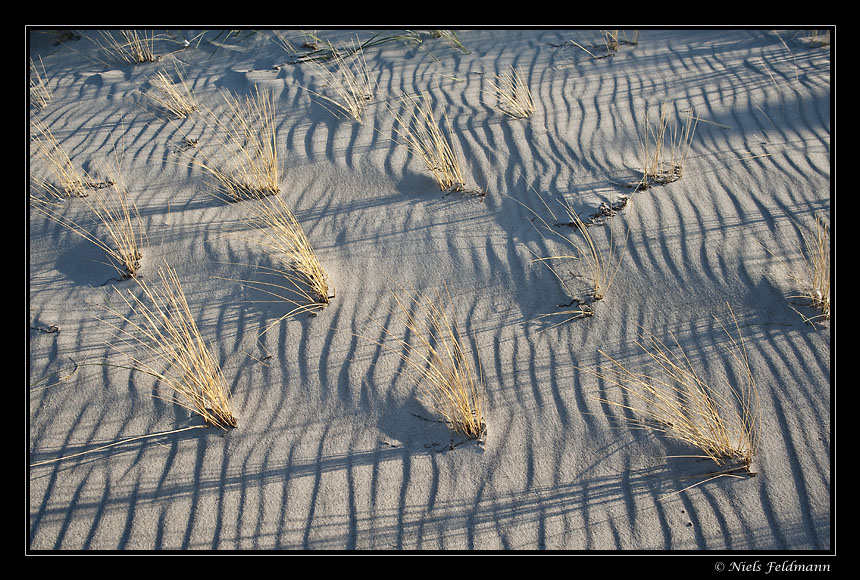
[95,30,159,64]
[306,38,374,123]
[184,85,280,201]
[389,92,467,193]
[377,284,487,441]
[239,193,334,334]
[427,30,470,53]
[488,65,535,119]
[30,154,145,279]
[273,30,424,65]
[796,214,831,322]
[764,213,831,325]
[584,304,760,480]
[143,64,198,119]
[29,56,53,111]
[639,103,699,188]
[30,425,207,468]
[30,117,109,198]
[103,262,237,430]
[516,184,629,324]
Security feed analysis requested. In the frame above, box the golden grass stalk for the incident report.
[104,262,237,430]
[380,284,487,441]
[30,117,107,198]
[241,193,334,333]
[584,304,760,482]
[639,103,699,188]
[272,30,424,65]
[30,152,146,279]
[30,424,207,468]
[602,29,621,53]
[29,56,53,111]
[183,85,280,201]
[519,185,629,323]
[427,30,470,53]
[143,65,198,119]
[95,30,159,64]
[764,213,831,325]
[794,214,831,322]
[799,30,831,47]
[488,65,535,119]
[600,29,640,54]
[389,92,467,193]
[307,38,374,123]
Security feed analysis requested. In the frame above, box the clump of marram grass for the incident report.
[599,29,639,55]
[305,37,374,123]
[793,214,831,323]
[30,117,111,198]
[516,184,629,326]
[104,262,237,430]
[94,30,160,64]
[582,304,760,493]
[142,64,198,120]
[389,92,472,195]
[378,284,487,442]
[488,65,535,119]
[426,30,470,53]
[567,29,639,59]
[798,30,831,47]
[181,85,280,202]
[30,152,146,280]
[638,103,699,189]
[272,29,425,66]
[239,193,334,334]
[29,56,53,111]
[763,213,831,325]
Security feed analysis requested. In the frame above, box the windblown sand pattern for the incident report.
[29,29,830,553]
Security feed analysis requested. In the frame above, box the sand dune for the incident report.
[28,28,831,555]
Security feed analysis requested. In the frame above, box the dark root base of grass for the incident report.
[121,252,143,279]
[554,195,630,229]
[632,164,684,191]
[442,183,488,202]
[306,295,335,317]
[205,410,238,429]
[458,416,487,442]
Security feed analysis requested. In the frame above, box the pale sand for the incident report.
[28,28,832,554]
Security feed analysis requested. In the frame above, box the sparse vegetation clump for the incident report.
[182,85,280,201]
[105,262,237,430]
[638,103,698,189]
[389,92,469,194]
[796,214,831,323]
[583,305,760,490]
[272,29,426,65]
[305,38,375,123]
[518,185,629,325]
[95,30,161,64]
[30,142,146,280]
[30,117,109,198]
[426,30,469,53]
[764,213,831,325]
[244,192,335,331]
[143,65,198,120]
[29,56,53,111]
[381,284,487,442]
[488,65,535,119]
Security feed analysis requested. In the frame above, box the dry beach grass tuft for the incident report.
[378,284,487,441]
[582,304,760,492]
[103,262,237,430]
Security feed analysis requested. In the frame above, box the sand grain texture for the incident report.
[28,28,831,552]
